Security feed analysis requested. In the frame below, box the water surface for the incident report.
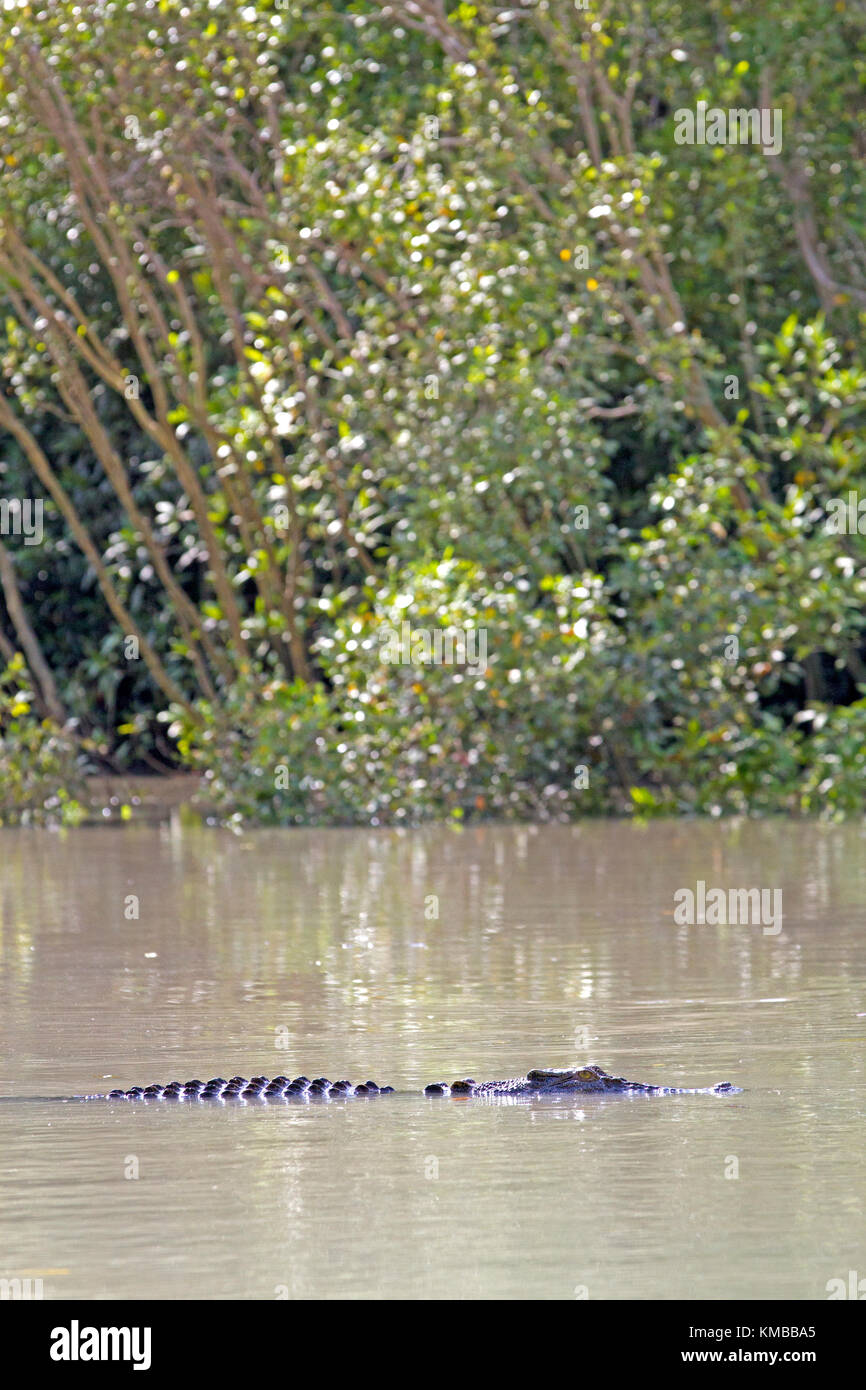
[0,820,864,1299]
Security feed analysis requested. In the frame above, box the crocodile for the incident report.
[26,1064,740,1102]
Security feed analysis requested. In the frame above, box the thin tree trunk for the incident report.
[0,536,67,723]
[0,394,196,715]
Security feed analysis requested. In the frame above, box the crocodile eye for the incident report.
[577,1069,599,1082]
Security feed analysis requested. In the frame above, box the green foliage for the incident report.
[0,655,87,825]
[0,1,865,823]
[174,558,620,823]
[800,702,866,817]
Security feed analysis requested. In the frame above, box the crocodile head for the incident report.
[525,1064,628,1093]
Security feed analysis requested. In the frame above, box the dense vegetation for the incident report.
[1,0,865,825]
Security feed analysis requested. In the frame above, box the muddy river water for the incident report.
[0,819,863,1299]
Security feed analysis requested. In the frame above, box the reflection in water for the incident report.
[0,820,864,1298]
